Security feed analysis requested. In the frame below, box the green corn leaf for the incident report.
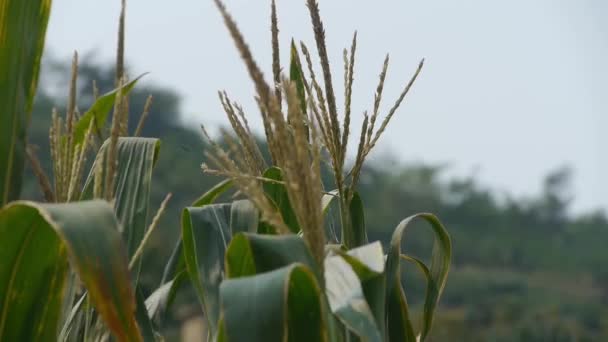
[333,242,386,338]
[154,179,234,326]
[162,178,234,288]
[82,137,160,270]
[261,167,300,234]
[0,200,141,341]
[385,213,452,341]
[145,279,172,322]
[322,190,339,214]
[72,74,146,146]
[135,287,158,342]
[225,233,320,282]
[182,200,257,336]
[191,179,233,207]
[321,190,367,247]
[0,0,52,205]
[219,264,326,342]
[324,253,382,342]
[349,192,368,248]
[160,239,185,286]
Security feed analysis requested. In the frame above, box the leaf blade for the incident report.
[261,167,300,234]
[0,200,142,341]
[82,137,160,263]
[324,252,382,342]
[220,264,326,342]
[73,75,146,146]
[385,213,452,341]
[0,0,52,205]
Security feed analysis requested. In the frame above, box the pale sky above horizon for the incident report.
[45,0,608,213]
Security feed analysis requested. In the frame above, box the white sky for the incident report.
[45,0,608,213]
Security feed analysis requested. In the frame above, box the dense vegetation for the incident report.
[22,56,608,341]
[4,0,606,340]
[4,0,452,340]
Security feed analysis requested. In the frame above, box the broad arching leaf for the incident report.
[333,241,386,338]
[385,213,452,341]
[153,180,235,326]
[0,200,141,341]
[182,200,257,336]
[225,233,320,282]
[324,253,382,342]
[0,0,51,205]
[219,264,326,342]
[82,137,160,276]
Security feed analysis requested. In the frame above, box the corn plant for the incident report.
[162,1,453,341]
[0,1,171,340]
[0,0,452,341]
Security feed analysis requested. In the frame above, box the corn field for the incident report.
[0,0,451,341]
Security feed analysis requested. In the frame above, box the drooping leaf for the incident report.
[161,178,233,287]
[225,233,320,282]
[335,242,386,338]
[82,137,160,275]
[182,200,257,336]
[155,179,235,325]
[0,200,141,341]
[220,264,326,342]
[325,252,382,342]
[73,74,146,146]
[0,0,52,205]
[385,213,452,341]
[261,167,300,234]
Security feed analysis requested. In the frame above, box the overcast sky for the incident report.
[45,0,608,213]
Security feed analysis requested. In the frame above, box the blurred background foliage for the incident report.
[24,56,608,341]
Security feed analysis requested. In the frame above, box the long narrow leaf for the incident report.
[153,179,234,325]
[73,75,146,146]
[191,179,233,207]
[0,200,141,341]
[135,287,157,342]
[324,254,382,342]
[334,242,386,338]
[385,213,452,341]
[82,137,160,269]
[0,0,52,205]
